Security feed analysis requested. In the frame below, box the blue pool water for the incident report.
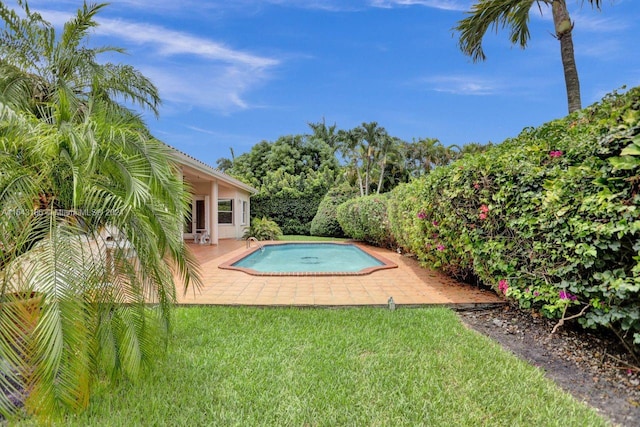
[232,243,384,273]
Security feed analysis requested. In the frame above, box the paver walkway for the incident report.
[177,240,504,308]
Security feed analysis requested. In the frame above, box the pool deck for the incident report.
[177,240,505,308]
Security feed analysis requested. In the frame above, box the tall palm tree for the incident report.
[358,122,389,195]
[455,0,603,113]
[374,136,403,194]
[307,118,339,150]
[455,142,491,160]
[337,128,366,196]
[0,0,160,122]
[0,1,199,420]
[407,137,444,176]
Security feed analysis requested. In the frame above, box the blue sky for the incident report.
[16,0,640,166]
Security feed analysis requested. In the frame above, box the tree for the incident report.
[455,0,603,113]
[0,0,160,122]
[375,136,403,194]
[358,122,388,195]
[0,1,198,420]
[405,138,443,176]
[336,128,366,196]
[336,122,393,196]
[307,118,339,150]
[454,142,491,160]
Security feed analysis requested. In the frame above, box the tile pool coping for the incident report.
[177,240,506,307]
[218,241,398,276]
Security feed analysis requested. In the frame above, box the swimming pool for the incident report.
[219,242,397,276]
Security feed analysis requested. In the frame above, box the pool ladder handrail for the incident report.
[246,236,264,251]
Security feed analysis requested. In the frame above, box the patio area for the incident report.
[177,240,505,308]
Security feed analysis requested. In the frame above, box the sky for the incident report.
[10,0,640,167]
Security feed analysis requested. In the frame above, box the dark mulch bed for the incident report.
[457,305,640,427]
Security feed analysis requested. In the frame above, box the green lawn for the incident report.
[53,307,606,426]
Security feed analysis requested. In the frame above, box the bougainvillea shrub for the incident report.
[336,194,394,248]
[387,88,640,352]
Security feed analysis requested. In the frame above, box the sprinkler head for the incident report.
[388,296,395,311]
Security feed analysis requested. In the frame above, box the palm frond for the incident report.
[60,2,108,52]
[455,0,537,62]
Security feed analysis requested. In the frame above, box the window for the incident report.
[241,201,248,225]
[218,199,233,224]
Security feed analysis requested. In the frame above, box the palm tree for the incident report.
[374,136,403,194]
[455,142,491,160]
[0,0,160,122]
[337,128,366,196]
[0,1,199,420]
[307,118,339,150]
[455,0,603,113]
[0,96,200,423]
[407,137,444,176]
[358,122,389,195]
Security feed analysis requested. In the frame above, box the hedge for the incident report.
[337,193,394,248]
[251,193,323,235]
[310,184,359,237]
[386,88,640,353]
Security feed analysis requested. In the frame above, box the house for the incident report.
[170,147,258,245]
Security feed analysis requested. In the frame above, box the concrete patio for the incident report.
[177,240,505,308]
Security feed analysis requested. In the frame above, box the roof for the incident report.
[165,144,258,194]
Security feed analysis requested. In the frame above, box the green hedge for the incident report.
[337,193,394,248]
[310,184,359,237]
[387,88,640,352]
[251,193,323,235]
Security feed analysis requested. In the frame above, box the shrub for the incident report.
[387,87,640,354]
[251,194,323,235]
[310,184,359,237]
[243,217,283,241]
[337,193,394,248]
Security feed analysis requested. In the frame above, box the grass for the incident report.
[45,307,608,427]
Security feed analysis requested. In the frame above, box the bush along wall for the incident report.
[337,193,395,248]
[310,184,359,237]
[388,88,640,355]
[251,193,324,235]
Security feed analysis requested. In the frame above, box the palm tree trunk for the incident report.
[354,158,365,197]
[552,0,582,113]
[376,156,386,195]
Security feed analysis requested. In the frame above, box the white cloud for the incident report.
[142,62,272,113]
[421,75,499,95]
[580,39,624,59]
[369,0,470,11]
[31,7,280,114]
[96,19,278,69]
[572,12,631,33]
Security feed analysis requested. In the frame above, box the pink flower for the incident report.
[479,213,487,220]
[498,279,509,294]
[417,211,426,219]
[436,245,445,251]
[559,290,577,301]
[549,150,563,158]
[432,221,439,227]
[534,291,540,297]
[473,182,480,190]
[479,205,489,214]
